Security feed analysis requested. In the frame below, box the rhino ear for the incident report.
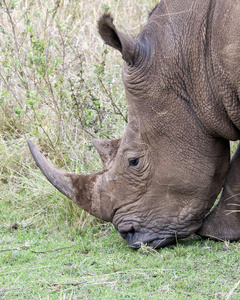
[98,14,135,65]
[93,138,121,167]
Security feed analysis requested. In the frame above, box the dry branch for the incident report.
[0,244,30,252]
[50,281,86,286]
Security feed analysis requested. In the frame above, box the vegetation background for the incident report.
[0,0,239,299]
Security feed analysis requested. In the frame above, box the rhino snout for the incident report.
[117,221,178,249]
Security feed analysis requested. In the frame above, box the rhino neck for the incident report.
[143,0,240,141]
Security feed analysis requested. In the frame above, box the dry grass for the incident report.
[0,0,157,169]
[0,0,158,227]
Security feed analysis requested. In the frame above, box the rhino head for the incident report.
[28,3,240,249]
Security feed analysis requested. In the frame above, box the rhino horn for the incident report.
[92,138,121,167]
[27,140,110,221]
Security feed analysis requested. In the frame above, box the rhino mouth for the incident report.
[119,230,175,249]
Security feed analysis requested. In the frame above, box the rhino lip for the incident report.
[129,237,174,250]
[120,230,174,249]
[146,238,175,249]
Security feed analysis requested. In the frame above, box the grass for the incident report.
[0,0,239,299]
[0,211,240,300]
[0,221,240,299]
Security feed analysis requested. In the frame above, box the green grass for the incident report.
[0,0,239,299]
[0,170,239,299]
[0,218,239,299]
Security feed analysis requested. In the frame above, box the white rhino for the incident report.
[28,0,240,249]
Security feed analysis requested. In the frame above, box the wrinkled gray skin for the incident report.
[28,0,240,249]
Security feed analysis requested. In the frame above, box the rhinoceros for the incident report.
[28,0,240,249]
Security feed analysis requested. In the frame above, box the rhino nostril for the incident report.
[119,226,136,241]
[127,227,135,237]
[126,228,135,241]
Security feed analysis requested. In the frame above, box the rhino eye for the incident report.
[129,158,139,167]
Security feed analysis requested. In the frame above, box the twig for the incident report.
[226,279,240,300]
[0,244,29,252]
[31,245,75,253]
[50,282,86,287]
[2,0,29,90]
[68,78,97,138]
[98,76,128,123]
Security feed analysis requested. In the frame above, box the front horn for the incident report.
[27,140,110,221]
